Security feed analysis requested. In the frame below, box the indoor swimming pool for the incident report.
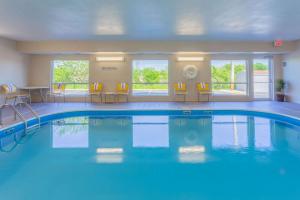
[1,110,300,199]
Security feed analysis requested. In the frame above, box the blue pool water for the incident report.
[1,111,300,199]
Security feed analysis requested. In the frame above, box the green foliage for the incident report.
[211,64,245,90]
[254,63,268,70]
[132,67,168,90]
[133,67,168,83]
[53,60,89,83]
[53,60,89,90]
[276,79,285,92]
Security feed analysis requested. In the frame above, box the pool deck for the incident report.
[1,101,300,129]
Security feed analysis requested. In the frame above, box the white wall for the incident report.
[0,37,29,104]
[284,41,300,103]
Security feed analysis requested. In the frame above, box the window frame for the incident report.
[131,59,169,97]
[252,58,274,100]
[51,60,90,95]
[210,59,249,97]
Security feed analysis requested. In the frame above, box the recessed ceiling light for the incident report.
[96,56,125,62]
[177,57,204,62]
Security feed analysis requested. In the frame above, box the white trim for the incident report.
[252,58,273,100]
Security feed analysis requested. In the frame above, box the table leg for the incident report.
[40,89,44,102]
[0,108,2,126]
[28,89,32,104]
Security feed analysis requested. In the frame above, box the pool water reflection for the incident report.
[1,114,300,199]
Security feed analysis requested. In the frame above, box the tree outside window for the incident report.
[211,60,247,95]
[132,60,169,96]
[52,60,89,94]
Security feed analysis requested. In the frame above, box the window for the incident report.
[132,60,168,96]
[253,59,272,99]
[52,60,89,94]
[211,60,248,96]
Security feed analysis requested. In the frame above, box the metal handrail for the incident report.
[211,82,247,84]
[0,104,27,129]
[52,82,88,84]
[16,102,40,129]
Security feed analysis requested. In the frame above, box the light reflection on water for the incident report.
[1,114,300,199]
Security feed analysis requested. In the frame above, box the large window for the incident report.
[211,60,248,96]
[253,59,272,99]
[52,60,89,94]
[132,60,168,96]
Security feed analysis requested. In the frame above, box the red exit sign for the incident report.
[274,40,283,47]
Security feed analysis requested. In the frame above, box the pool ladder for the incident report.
[0,103,40,132]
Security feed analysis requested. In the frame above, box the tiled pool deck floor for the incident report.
[1,101,300,129]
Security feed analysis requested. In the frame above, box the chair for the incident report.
[0,84,30,105]
[46,83,66,102]
[86,82,103,103]
[197,82,211,101]
[116,82,129,102]
[174,82,187,102]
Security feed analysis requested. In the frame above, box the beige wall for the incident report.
[0,37,29,104]
[0,37,290,103]
[28,52,284,102]
[284,41,300,103]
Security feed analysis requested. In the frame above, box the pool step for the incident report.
[26,124,40,133]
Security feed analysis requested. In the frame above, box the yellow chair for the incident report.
[174,82,187,102]
[1,84,30,105]
[46,83,66,102]
[86,82,103,103]
[116,82,129,102]
[197,82,211,101]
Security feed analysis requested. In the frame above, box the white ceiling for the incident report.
[0,0,300,41]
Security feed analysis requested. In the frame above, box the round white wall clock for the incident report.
[183,65,198,80]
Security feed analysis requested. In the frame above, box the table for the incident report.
[19,86,49,103]
[102,92,118,103]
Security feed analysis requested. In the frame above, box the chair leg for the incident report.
[0,109,2,126]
